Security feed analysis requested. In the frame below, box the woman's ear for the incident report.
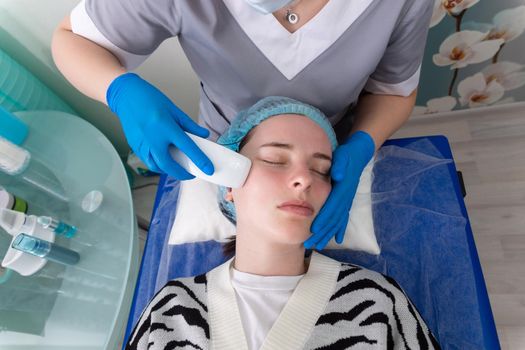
[225,188,234,202]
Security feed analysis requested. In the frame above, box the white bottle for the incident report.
[169,132,252,188]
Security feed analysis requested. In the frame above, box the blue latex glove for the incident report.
[304,131,375,250]
[106,73,214,179]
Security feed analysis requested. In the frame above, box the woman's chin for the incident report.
[271,226,311,246]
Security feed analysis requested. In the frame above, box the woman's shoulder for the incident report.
[144,273,209,319]
[156,273,208,302]
[324,262,440,349]
[335,262,408,299]
[126,273,210,349]
[164,273,208,288]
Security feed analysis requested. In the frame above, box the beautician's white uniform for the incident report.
[70,0,433,141]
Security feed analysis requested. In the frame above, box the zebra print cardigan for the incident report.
[126,252,440,350]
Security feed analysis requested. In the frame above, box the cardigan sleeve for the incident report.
[125,275,210,349]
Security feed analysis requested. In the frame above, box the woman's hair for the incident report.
[222,236,236,259]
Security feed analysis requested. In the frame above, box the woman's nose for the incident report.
[289,165,313,190]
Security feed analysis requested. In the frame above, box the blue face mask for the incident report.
[244,0,294,14]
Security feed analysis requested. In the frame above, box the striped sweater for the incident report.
[126,252,440,350]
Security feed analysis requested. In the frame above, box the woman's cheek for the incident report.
[317,181,332,204]
[250,167,279,189]
[240,163,265,187]
[234,165,275,199]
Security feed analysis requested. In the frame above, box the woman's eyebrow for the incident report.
[259,142,332,162]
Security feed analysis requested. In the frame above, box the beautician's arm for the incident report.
[51,15,126,104]
[52,15,214,179]
[350,89,417,151]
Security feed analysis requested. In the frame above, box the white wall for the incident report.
[0,0,201,156]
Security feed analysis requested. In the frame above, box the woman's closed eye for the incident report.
[261,159,284,165]
[315,167,331,178]
[261,158,330,177]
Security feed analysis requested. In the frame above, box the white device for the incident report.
[169,132,252,188]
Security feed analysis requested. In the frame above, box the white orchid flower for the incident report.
[482,62,525,91]
[458,72,505,107]
[433,31,504,69]
[430,0,447,28]
[413,96,457,115]
[430,0,480,28]
[484,6,525,43]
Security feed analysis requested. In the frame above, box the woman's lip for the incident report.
[278,205,314,217]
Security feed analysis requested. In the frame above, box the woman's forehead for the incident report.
[252,114,328,141]
[241,116,332,156]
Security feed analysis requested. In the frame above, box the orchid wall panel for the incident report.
[416,0,525,114]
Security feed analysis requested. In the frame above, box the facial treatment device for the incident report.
[169,132,251,188]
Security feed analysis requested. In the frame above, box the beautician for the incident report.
[51,0,434,249]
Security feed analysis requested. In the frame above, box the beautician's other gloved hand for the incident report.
[304,131,375,250]
[106,73,214,179]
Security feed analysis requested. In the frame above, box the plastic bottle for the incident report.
[0,106,29,145]
[0,136,67,202]
[12,233,80,266]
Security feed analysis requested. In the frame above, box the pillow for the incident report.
[168,158,380,255]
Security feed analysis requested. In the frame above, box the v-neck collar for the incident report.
[207,251,341,350]
[222,0,375,80]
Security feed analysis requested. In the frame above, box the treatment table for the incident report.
[124,136,500,349]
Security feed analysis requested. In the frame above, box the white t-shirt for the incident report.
[230,267,304,350]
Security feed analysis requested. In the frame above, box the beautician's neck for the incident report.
[234,232,307,276]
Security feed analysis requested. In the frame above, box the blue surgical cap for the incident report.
[217,96,338,224]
